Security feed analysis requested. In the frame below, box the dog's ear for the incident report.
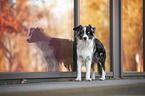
[73,25,83,31]
[30,28,33,32]
[35,27,42,35]
[30,28,35,32]
[89,24,96,33]
[36,27,45,38]
[29,28,34,36]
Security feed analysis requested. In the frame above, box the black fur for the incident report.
[73,25,96,40]
[92,38,106,75]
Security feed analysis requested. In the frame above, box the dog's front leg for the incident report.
[91,63,95,80]
[86,59,92,81]
[75,59,82,81]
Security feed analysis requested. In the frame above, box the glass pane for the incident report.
[0,0,74,72]
[80,0,110,72]
[122,0,143,72]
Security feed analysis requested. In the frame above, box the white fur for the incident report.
[76,38,94,81]
[75,26,106,81]
[99,69,106,80]
[83,27,89,41]
[91,69,95,80]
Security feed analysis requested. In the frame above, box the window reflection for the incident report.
[0,0,74,72]
[122,0,143,72]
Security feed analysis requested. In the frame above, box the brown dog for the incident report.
[27,27,73,72]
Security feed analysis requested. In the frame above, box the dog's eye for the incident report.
[87,31,90,34]
[81,30,84,33]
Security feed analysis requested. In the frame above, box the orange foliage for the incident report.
[0,0,33,33]
[0,0,45,72]
[0,0,73,72]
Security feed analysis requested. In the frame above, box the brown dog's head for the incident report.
[27,27,45,43]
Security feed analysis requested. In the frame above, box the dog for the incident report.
[73,25,106,81]
[27,27,73,72]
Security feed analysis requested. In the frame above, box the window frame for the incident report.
[0,0,145,83]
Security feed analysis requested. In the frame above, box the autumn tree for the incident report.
[0,0,74,72]
[0,0,44,72]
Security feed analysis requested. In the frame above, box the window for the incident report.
[80,0,110,72]
[0,0,74,72]
[0,0,144,81]
[122,0,143,72]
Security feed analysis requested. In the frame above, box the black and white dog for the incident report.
[73,25,106,81]
[27,27,73,72]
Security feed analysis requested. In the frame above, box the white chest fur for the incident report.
[77,40,94,59]
[76,39,94,81]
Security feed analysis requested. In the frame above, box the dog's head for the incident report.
[73,25,96,41]
[27,27,44,43]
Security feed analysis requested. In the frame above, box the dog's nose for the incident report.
[83,37,87,41]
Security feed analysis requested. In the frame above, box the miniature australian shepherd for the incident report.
[73,25,106,81]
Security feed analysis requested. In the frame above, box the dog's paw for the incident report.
[86,78,92,81]
[75,78,81,81]
[99,77,105,81]
[91,77,95,80]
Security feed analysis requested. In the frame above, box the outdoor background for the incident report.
[0,0,143,72]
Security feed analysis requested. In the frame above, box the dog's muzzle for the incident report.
[83,37,87,41]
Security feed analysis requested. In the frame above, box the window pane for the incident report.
[80,0,110,72]
[0,0,74,72]
[122,0,143,72]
